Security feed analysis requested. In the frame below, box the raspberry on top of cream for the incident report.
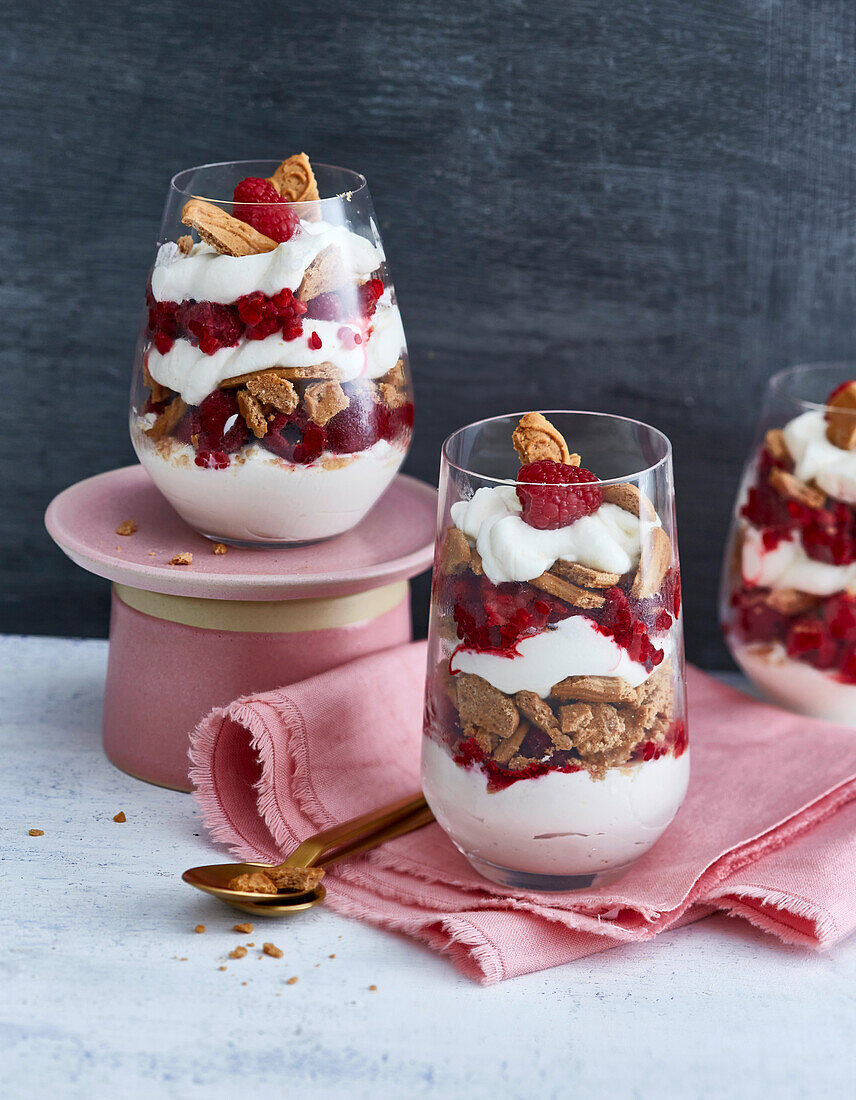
[450,486,644,585]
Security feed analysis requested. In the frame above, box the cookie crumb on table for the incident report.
[218,966,227,971]
[169,552,193,566]
[213,543,228,555]
[229,946,247,960]
[113,811,126,823]
[233,923,253,934]
[286,976,298,985]
[369,985,378,992]
[28,829,44,837]
[194,925,206,934]
[116,520,138,536]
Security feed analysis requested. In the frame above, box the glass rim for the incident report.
[441,409,673,488]
[169,159,368,206]
[768,361,856,416]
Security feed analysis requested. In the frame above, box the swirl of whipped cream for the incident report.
[783,409,856,505]
[450,614,655,697]
[449,484,645,585]
[151,219,382,305]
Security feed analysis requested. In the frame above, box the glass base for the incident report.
[464,854,632,893]
[200,532,338,551]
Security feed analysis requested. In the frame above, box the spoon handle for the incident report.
[315,803,435,868]
[280,792,429,870]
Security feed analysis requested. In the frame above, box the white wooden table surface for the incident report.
[3,634,856,1100]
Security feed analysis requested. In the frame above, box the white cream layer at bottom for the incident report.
[421,736,690,877]
[733,643,856,727]
[133,430,405,542]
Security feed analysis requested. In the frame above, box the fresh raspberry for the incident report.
[786,619,839,669]
[153,331,174,354]
[326,399,383,454]
[173,407,201,446]
[303,291,346,322]
[292,424,326,464]
[824,593,856,643]
[235,288,306,342]
[302,279,384,323]
[178,302,242,355]
[232,177,299,243]
[516,460,603,529]
[381,401,414,444]
[194,450,230,470]
[358,278,384,318]
[197,390,247,453]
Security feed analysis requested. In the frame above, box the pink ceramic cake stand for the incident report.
[46,465,437,791]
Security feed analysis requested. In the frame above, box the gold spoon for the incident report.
[182,792,433,917]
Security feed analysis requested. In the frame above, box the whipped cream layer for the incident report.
[450,485,645,586]
[151,220,382,305]
[741,525,856,596]
[132,428,404,543]
[449,614,654,698]
[147,298,406,406]
[733,643,856,727]
[783,409,856,505]
[422,735,689,877]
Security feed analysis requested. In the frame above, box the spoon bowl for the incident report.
[182,794,433,917]
[181,862,326,914]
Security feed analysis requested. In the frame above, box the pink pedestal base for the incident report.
[103,587,412,791]
[46,465,436,791]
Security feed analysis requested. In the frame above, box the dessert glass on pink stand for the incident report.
[129,155,413,547]
[720,363,856,725]
[421,412,688,891]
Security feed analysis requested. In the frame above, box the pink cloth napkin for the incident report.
[189,642,856,984]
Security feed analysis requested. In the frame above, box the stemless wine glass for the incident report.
[129,159,413,547]
[421,411,688,891]
[720,363,856,725]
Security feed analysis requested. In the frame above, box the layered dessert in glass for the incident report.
[722,364,856,724]
[422,412,688,890]
[130,154,412,546]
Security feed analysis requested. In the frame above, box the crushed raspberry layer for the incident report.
[146,288,307,355]
[452,734,584,792]
[446,571,671,673]
[516,460,604,529]
[730,588,856,684]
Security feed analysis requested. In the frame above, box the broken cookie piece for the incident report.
[266,866,325,892]
[237,389,269,438]
[304,381,349,426]
[228,871,278,895]
[455,673,520,738]
[512,412,578,466]
[826,381,856,451]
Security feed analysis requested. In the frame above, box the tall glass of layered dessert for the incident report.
[129,155,413,546]
[721,364,856,725]
[422,412,688,891]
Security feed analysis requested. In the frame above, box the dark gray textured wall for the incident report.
[3,0,856,668]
